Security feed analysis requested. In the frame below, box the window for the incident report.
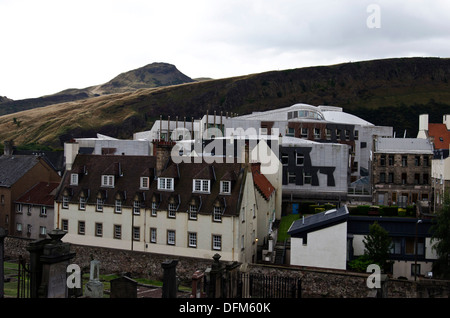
[241,235,245,250]
[212,235,222,250]
[213,206,222,222]
[189,205,198,220]
[402,156,408,167]
[380,155,386,166]
[115,200,122,213]
[380,172,386,183]
[314,128,321,139]
[16,204,22,213]
[133,200,140,215]
[388,155,394,166]
[304,172,312,184]
[193,179,210,193]
[133,227,140,241]
[114,225,122,239]
[95,223,103,237]
[16,223,22,232]
[281,154,289,166]
[79,197,86,210]
[27,224,32,234]
[62,219,68,232]
[140,177,149,189]
[78,221,85,235]
[220,181,231,194]
[415,156,421,166]
[411,264,421,277]
[101,175,115,187]
[151,202,157,216]
[40,206,47,217]
[150,228,157,243]
[354,130,359,140]
[188,232,197,248]
[390,238,401,255]
[326,129,332,140]
[167,230,176,245]
[39,226,46,236]
[96,198,104,212]
[423,174,429,185]
[423,156,429,167]
[168,203,177,218]
[286,127,295,136]
[158,177,174,191]
[401,173,407,185]
[414,173,420,185]
[62,196,69,209]
[288,173,296,184]
[388,173,394,183]
[300,128,308,138]
[296,153,304,166]
[70,173,78,185]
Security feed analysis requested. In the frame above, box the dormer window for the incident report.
[193,179,210,193]
[101,175,114,187]
[158,177,174,191]
[70,173,79,186]
[140,177,149,189]
[220,181,231,194]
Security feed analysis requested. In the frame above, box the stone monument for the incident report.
[84,259,104,298]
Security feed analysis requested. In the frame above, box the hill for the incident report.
[1,57,450,148]
[0,62,193,116]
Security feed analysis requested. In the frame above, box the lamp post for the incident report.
[414,219,422,281]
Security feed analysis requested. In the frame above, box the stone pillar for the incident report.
[32,229,76,298]
[0,227,8,298]
[161,259,178,298]
[190,270,205,298]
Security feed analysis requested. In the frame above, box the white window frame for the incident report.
[168,203,177,218]
[212,235,222,250]
[193,179,210,193]
[151,202,157,216]
[79,197,86,210]
[133,227,140,241]
[188,232,197,248]
[101,175,115,187]
[40,226,46,236]
[213,206,222,222]
[133,200,141,215]
[167,230,176,245]
[40,206,47,217]
[220,181,231,194]
[16,204,22,213]
[140,177,149,189]
[296,153,304,166]
[78,221,85,235]
[96,198,104,212]
[115,200,122,213]
[70,173,79,186]
[150,228,157,243]
[96,223,103,237]
[158,177,174,191]
[16,223,22,232]
[114,225,122,239]
[62,196,69,209]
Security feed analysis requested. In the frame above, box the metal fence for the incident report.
[239,273,302,298]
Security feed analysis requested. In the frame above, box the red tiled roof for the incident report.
[15,182,60,206]
[428,123,450,149]
[251,164,275,201]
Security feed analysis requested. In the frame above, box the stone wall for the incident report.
[5,236,449,297]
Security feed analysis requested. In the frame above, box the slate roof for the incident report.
[0,155,41,188]
[287,205,349,237]
[15,182,60,207]
[375,137,434,154]
[56,154,246,217]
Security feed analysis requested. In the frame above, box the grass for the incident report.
[277,214,299,242]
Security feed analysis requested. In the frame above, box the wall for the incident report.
[4,236,450,297]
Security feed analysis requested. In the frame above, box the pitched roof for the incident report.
[0,155,41,187]
[251,164,275,201]
[15,182,60,206]
[56,154,245,217]
[288,205,349,237]
[428,123,450,150]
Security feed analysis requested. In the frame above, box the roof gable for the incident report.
[0,155,40,187]
[428,123,450,150]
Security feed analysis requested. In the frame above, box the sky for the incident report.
[1,0,450,100]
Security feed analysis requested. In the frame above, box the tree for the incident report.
[363,221,392,272]
[431,192,450,279]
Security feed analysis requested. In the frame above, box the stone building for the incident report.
[371,137,434,206]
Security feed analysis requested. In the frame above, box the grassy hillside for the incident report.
[1,57,450,148]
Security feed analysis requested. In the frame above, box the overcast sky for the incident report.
[1,0,450,100]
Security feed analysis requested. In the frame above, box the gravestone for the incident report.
[110,276,137,298]
[161,259,178,298]
[84,260,104,298]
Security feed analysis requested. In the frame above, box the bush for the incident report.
[348,254,375,272]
